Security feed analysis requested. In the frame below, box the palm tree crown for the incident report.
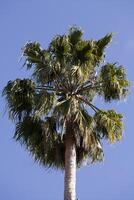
[3,26,129,169]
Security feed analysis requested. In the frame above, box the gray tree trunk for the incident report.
[64,136,76,200]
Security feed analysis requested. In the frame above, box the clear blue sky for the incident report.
[0,0,134,200]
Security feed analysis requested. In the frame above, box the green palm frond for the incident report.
[23,43,56,85]
[54,96,79,120]
[3,79,36,121]
[35,89,55,117]
[70,64,91,84]
[94,110,123,143]
[73,40,97,66]
[85,33,113,65]
[97,33,113,50]
[23,42,43,69]
[32,51,55,84]
[15,115,65,169]
[68,26,83,46]
[98,63,129,101]
[14,116,43,145]
[49,35,71,62]
[74,107,104,162]
[76,40,94,60]
[96,33,113,59]
[15,115,46,165]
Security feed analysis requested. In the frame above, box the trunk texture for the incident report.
[64,136,76,200]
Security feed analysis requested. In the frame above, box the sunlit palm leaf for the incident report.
[98,63,129,101]
[94,110,123,143]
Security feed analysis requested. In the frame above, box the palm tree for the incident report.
[3,27,129,200]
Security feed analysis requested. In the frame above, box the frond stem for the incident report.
[76,83,103,94]
[36,86,56,91]
[76,95,101,112]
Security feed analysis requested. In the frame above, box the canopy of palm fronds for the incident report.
[3,26,129,169]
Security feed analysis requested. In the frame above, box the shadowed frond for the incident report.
[14,115,65,169]
[3,79,36,121]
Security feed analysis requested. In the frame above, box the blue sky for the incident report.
[0,0,134,200]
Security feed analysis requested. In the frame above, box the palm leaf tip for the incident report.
[97,33,113,49]
[68,26,83,45]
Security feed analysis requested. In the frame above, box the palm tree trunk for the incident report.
[64,135,76,200]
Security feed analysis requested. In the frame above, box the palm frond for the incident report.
[68,26,83,46]
[35,89,55,117]
[94,109,123,143]
[15,115,65,169]
[98,63,129,101]
[23,42,43,69]
[74,107,104,163]
[49,35,71,63]
[3,79,36,121]
[96,33,113,54]
[75,40,97,65]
